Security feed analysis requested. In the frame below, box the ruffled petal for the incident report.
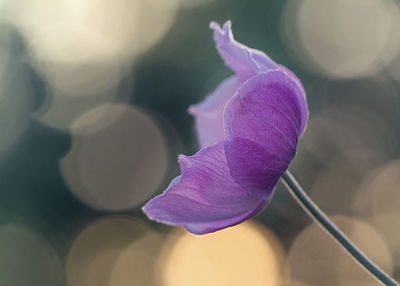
[142,141,269,234]
[224,70,308,197]
[189,76,241,148]
[210,21,277,80]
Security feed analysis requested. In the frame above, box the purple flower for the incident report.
[143,21,308,234]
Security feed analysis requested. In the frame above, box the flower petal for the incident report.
[224,70,308,196]
[277,65,308,135]
[210,21,277,80]
[189,76,241,148]
[142,141,269,234]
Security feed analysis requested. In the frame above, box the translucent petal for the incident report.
[189,76,240,148]
[142,142,269,234]
[224,70,308,196]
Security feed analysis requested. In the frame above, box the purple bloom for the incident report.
[143,21,308,234]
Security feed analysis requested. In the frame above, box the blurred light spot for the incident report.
[372,213,400,264]
[33,89,123,133]
[66,216,154,286]
[60,104,169,211]
[70,103,130,135]
[281,0,311,72]
[0,0,179,64]
[0,66,34,151]
[0,224,63,286]
[29,42,135,134]
[109,233,164,286]
[310,167,361,215]
[35,62,126,97]
[355,161,400,216]
[31,50,133,133]
[159,222,286,286]
[282,0,400,78]
[288,216,392,285]
[302,105,395,168]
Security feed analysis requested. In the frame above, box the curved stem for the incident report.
[281,171,398,286]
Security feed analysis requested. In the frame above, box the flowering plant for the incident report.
[143,21,308,234]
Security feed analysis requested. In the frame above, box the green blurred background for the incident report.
[0,0,399,285]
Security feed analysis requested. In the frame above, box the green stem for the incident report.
[281,171,398,286]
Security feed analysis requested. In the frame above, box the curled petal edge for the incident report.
[210,21,277,80]
[142,142,271,234]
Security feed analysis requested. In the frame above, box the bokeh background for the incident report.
[0,0,399,285]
